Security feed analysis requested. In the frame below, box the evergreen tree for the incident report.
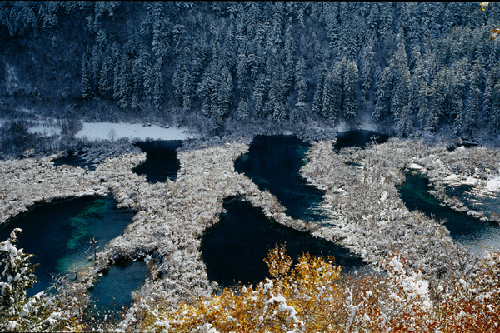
[116,42,134,109]
[98,52,113,99]
[151,2,169,59]
[81,53,93,100]
[464,58,482,137]
[252,73,267,117]
[312,61,328,118]
[321,71,337,123]
[0,229,56,332]
[172,63,192,110]
[293,55,307,122]
[489,62,500,132]
[450,58,467,135]
[90,44,102,87]
[360,43,374,104]
[152,57,164,110]
[373,66,394,122]
[343,58,359,121]
[283,21,295,95]
[428,67,448,132]
[236,99,249,120]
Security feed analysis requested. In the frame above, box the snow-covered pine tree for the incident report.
[81,53,93,100]
[489,60,500,132]
[392,44,411,135]
[360,42,374,104]
[0,229,56,332]
[321,71,336,123]
[98,49,113,99]
[450,58,467,135]
[312,61,328,118]
[152,57,164,111]
[343,58,359,121]
[252,73,266,118]
[292,55,307,122]
[464,57,482,137]
[236,98,249,120]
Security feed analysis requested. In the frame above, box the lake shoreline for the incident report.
[1,133,499,330]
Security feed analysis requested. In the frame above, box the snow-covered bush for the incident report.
[0,228,74,332]
[136,245,500,332]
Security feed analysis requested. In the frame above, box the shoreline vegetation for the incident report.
[1,133,499,331]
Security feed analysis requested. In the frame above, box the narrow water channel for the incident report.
[234,135,326,222]
[132,140,182,183]
[398,171,500,255]
[53,151,96,170]
[445,183,500,222]
[0,195,135,297]
[201,197,366,288]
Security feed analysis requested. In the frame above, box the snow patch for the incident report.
[408,163,423,170]
[443,174,459,182]
[28,126,61,137]
[75,122,199,141]
[486,175,500,192]
[334,121,349,133]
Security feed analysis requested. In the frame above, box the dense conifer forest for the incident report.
[1,2,500,143]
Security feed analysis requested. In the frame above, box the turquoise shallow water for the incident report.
[0,195,135,297]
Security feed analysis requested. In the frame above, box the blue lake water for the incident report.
[132,140,182,183]
[398,171,500,255]
[201,133,392,288]
[201,197,366,288]
[234,135,327,222]
[334,130,389,150]
[0,195,135,297]
[87,260,148,319]
[445,184,500,222]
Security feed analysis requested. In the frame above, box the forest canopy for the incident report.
[1,2,500,138]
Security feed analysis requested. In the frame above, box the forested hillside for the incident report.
[1,2,500,138]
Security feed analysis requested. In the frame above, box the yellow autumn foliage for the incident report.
[138,245,500,333]
[141,244,343,332]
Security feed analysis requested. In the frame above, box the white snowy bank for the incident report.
[75,122,199,141]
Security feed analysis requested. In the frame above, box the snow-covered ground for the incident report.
[487,175,500,192]
[75,122,199,141]
[28,126,61,137]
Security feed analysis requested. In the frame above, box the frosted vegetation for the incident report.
[1,1,500,331]
[0,134,499,331]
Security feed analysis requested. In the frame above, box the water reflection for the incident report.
[201,197,366,288]
[334,130,389,150]
[133,141,182,183]
[53,151,96,171]
[234,135,326,222]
